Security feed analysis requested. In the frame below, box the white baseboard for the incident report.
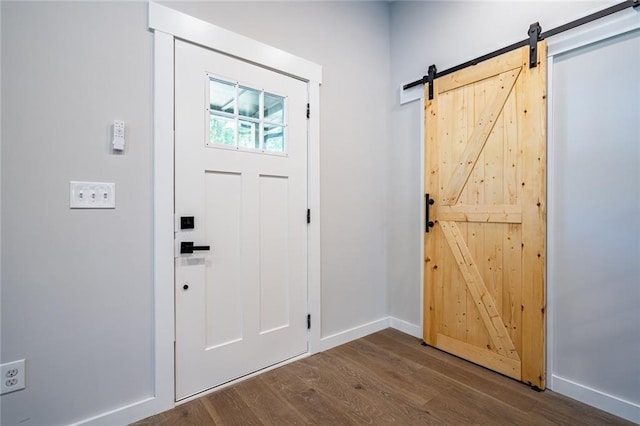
[551,375,640,424]
[320,317,389,351]
[71,396,167,426]
[389,317,422,338]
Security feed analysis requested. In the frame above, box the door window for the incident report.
[207,76,287,154]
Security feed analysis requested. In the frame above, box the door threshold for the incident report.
[175,351,310,405]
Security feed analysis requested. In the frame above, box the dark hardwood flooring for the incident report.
[133,328,633,425]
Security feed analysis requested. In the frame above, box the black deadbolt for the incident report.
[180,216,195,230]
[183,284,189,290]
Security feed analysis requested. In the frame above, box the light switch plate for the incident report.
[70,181,115,209]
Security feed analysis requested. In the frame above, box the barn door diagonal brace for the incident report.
[528,22,542,68]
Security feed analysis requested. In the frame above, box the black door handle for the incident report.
[425,194,435,233]
[180,241,211,254]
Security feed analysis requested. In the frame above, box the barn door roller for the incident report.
[528,22,542,69]
[427,65,437,100]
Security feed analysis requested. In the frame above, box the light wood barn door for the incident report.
[423,42,547,389]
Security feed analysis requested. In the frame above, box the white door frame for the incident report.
[149,0,322,413]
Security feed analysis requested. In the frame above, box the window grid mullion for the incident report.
[234,83,239,148]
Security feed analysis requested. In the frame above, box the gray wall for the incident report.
[2,2,154,425]
[1,1,390,424]
[551,30,640,406]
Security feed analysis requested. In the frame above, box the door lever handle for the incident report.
[180,241,211,254]
[425,194,435,233]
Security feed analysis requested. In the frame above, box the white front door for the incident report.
[174,39,309,400]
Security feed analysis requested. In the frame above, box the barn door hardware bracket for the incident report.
[427,65,437,100]
[421,341,428,347]
[307,209,311,224]
[425,193,435,233]
[307,314,311,329]
[528,22,542,68]
[530,384,543,392]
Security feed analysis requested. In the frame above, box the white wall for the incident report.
[550,29,640,420]
[388,0,638,421]
[163,1,391,340]
[1,2,390,424]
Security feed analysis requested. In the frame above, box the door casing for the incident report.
[149,1,322,411]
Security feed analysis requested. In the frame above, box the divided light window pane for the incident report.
[210,115,235,146]
[264,124,285,153]
[209,80,235,114]
[238,87,260,119]
[264,93,285,124]
[238,120,260,149]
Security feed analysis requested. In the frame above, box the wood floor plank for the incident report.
[132,400,214,426]
[369,328,541,411]
[308,350,441,424]
[132,329,633,426]
[200,387,263,426]
[529,389,633,426]
[260,361,357,425]
[231,375,307,425]
[287,354,398,424]
[424,384,537,425]
[347,336,542,424]
[366,329,633,425]
[330,339,441,406]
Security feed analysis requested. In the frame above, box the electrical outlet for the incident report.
[1,360,25,395]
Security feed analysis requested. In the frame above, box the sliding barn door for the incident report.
[423,42,547,389]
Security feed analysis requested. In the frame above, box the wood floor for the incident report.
[133,329,633,425]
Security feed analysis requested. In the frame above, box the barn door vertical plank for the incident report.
[424,79,440,346]
[519,41,547,389]
[502,88,523,356]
